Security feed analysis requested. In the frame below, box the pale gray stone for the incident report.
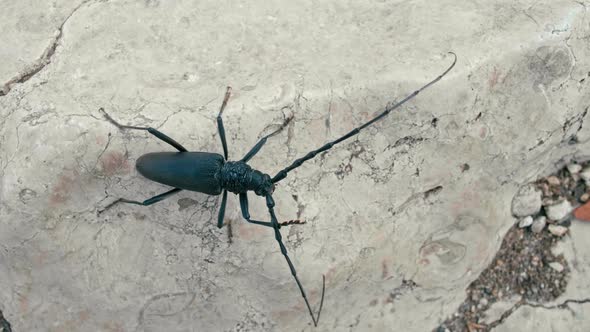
[581,167,590,181]
[518,216,534,228]
[567,163,582,174]
[544,200,573,221]
[512,184,542,218]
[546,176,561,186]
[549,262,565,272]
[531,216,547,233]
[548,225,569,237]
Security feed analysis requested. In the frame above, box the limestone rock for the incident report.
[512,185,542,218]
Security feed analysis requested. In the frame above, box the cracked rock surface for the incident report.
[1,0,590,331]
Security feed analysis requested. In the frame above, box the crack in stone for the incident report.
[562,106,589,139]
[486,297,590,330]
[0,0,91,97]
[387,279,419,303]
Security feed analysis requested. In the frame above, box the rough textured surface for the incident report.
[1,0,589,331]
[492,222,590,332]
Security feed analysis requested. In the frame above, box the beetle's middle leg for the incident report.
[98,187,182,214]
[99,108,188,152]
[238,193,304,227]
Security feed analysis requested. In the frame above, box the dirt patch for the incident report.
[435,161,590,332]
[435,225,568,332]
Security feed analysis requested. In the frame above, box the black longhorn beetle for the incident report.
[98,52,456,326]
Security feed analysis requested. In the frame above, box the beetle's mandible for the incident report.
[98,52,457,327]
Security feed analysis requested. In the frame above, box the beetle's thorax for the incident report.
[219,161,274,196]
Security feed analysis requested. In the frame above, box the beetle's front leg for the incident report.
[216,87,232,160]
[239,193,304,227]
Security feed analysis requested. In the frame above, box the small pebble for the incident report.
[518,216,533,228]
[531,216,547,233]
[477,297,488,309]
[539,183,551,196]
[581,193,590,202]
[581,167,590,181]
[512,184,542,217]
[549,262,565,272]
[546,176,561,186]
[548,224,568,237]
[567,163,582,174]
[544,200,573,221]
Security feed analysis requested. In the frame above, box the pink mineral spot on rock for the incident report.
[95,133,107,145]
[479,126,487,139]
[102,321,125,332]
[50,170,79,205]
[78,310,90,322]
[18,292,29,314]
[418,258,430,266]
[236,222,266,240]
[489,66,501,89]
[381,259,389,279]
[100,151,130,176]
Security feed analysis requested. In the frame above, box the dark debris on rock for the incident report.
[434,160,590,332]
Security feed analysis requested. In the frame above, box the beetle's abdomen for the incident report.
[136,152,224,195]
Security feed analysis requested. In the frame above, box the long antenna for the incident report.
[265,195,325,326]
[272,52,457,183]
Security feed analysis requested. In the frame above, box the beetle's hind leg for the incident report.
[99,108,188,152]
[238,193,305,227]
[98,188,182,215]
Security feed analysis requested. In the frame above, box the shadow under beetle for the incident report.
[98,52,456,327]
